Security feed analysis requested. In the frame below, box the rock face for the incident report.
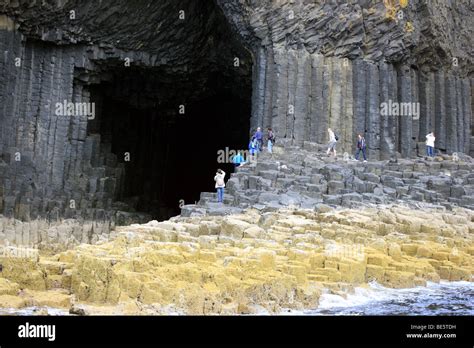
[219,0,474,157]
[0,216,119,252]
[0,205,472,314]
[0,1,472,316]
[0,2,252,221]
[0,0,473,223]
[183,142,474,217]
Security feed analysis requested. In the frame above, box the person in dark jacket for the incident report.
[355,134,367,162]
[267,128,275,153]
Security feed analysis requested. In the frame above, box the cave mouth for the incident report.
[78,0,253,221]
[87,60,251,221]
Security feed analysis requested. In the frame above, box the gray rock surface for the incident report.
[0,1,472,226]
[185,143,474,216]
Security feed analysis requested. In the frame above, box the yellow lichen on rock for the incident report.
[0,278,20,295]
[0,205,472,314]
[0,256,46,290]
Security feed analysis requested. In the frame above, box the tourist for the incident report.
[249,137,258,157]
[254,127,263,152]
[426,132,435,157]
[214,169,226,203]
[267,128,275,153]
[232,151,245,168]
[355,134,367,162]
[327,128,337,157]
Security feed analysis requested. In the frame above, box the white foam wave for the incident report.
[315,281,474,311]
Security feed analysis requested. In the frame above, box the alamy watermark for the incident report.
[324,243,365,261]
[0,241,39,259]
[380,99,420,120]
[217,147,257,164]
[55,100,95,120]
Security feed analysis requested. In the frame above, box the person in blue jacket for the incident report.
[254,127,263,152]
[232,151,245,168]
[249,137,258,160]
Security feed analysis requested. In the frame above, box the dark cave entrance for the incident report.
[88,58,251,221]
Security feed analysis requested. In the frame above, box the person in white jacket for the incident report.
[426,132,435,157]
[214,169,226,203]
[327,128,337,157]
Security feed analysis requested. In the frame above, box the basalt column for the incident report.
[0,0,253,223]
[220,0,473,159]
[248,48,472,159]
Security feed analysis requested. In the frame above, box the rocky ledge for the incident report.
[0,204,472,315]
[183,141,474,218]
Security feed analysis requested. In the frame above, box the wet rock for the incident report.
[69,305,87,316]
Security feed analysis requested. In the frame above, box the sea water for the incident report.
[304,281,474,316]
[0,307,69,316]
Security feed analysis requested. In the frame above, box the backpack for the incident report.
[334,133,339,141]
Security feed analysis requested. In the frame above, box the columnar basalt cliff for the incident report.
[0,1,252,224]
[218,0,474,157]
[0,0,473,316]
[0,0,473,226]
